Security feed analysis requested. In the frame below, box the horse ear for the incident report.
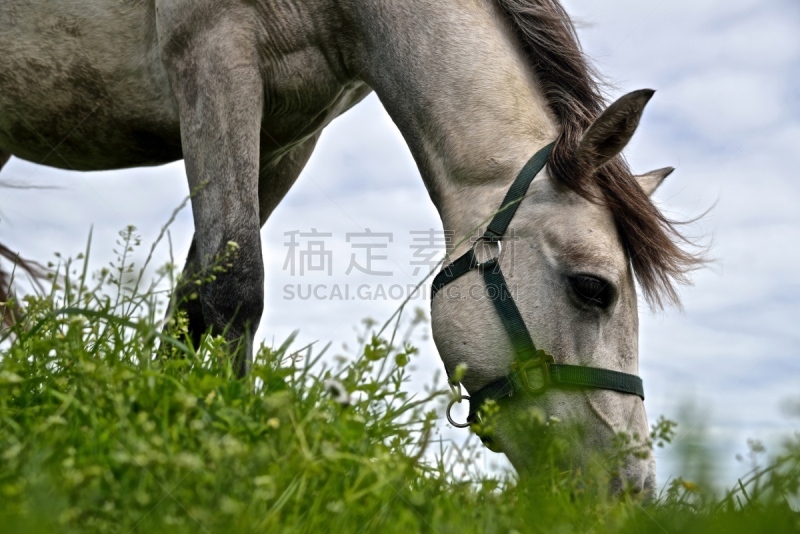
[578,89,655,171]
[636,166,674,196]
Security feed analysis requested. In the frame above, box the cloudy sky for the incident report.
[1,0,797,488]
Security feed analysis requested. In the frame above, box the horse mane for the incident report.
[495,0,704,308]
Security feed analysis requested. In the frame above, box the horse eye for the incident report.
[569,275,614,309]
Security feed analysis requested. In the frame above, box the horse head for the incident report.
[432,90,688,493]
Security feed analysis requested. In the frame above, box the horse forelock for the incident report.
[494,0,704,308]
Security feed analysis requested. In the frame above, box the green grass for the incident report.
[1,228,798,533]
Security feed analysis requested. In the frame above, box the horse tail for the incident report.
[0,153,52,329]
[0,243,49,329]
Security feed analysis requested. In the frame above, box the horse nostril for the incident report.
[615,462,656,498]
[641,470,656,497]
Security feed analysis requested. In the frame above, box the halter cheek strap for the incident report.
[432,142,644,428]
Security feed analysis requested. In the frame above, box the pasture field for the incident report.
[1,231,798,533]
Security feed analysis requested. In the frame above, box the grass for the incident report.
[0,227,798,533]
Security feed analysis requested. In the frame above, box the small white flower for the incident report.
[324,379,350,406]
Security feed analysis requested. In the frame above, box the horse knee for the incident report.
[169,238,263,376]
[197,251,263,377]
[202,248,264,339]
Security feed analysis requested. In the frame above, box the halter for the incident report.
[432,142,644,433]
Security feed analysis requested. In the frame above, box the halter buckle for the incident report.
[513,351,553,394]
[471,236,502,268]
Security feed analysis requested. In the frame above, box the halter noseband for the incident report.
[432,142,644,432]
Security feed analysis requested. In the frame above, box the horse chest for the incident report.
[259,51,372,150]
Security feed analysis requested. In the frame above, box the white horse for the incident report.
[0,0,700,490]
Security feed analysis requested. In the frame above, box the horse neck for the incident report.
[350,0,559,249]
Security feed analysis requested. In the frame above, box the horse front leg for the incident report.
[165,133,323,366]
[160,22,264,378]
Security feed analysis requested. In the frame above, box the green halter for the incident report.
[432,142,644,431]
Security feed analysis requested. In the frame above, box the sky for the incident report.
[0,0,798,489]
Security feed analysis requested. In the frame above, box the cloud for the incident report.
[662,71,784,140]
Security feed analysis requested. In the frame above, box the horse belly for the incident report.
[0,0,182,171]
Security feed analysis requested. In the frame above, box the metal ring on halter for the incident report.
[472,238,502,268]
[446,395,472,428]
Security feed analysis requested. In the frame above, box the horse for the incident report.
[0,0,701,491]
